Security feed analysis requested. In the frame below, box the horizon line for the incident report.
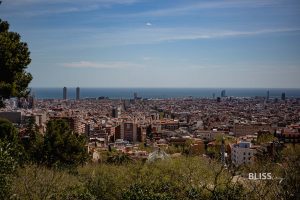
[29,87,300,89]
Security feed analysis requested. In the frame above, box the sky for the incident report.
[1,0,300,88]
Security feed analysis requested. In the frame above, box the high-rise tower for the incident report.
[281,92,286,101]
[76,87,80,100]
[63,87,67,100]
[221,90,226,98]
[134,92,138,100]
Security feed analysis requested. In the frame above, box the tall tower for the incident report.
[76,87,80,100]
[112,107,117,118]
[266,90,270,100]
[134,92,138,100]
[63,87,67,100]
[281,92,286,101]
[221,90,226,97]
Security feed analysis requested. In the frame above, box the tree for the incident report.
[0,119,21,199]
[106,152,132,165]
[256,133,276,144]
[122,182,176,200]
[0,141,18,199]
[0,118,19,143]
[43,120,88,168]
[181,139,194,156]
[146,125,153,140]
[0,118,24,164]
[11,165,94,200]
[21,117,44,164]
[0,19,32,107]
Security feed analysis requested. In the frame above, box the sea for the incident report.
[30,88,300,100]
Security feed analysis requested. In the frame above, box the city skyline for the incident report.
[1,0,300,88]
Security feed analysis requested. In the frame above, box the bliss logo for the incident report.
[248,173,272,180]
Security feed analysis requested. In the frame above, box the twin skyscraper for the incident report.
[63,87,80,100]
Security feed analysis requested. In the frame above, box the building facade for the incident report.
[231,142,256,166]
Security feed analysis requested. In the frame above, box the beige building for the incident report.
[231,142,257,166]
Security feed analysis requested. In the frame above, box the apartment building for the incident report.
[231,141,257,166]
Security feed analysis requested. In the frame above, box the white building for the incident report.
[231,142,256,166]
[196,130,224,141]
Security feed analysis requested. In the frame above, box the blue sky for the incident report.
[1,0,300,88]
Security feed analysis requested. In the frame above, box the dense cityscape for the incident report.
[2,87,300,164]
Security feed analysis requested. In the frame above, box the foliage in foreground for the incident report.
[0,141,18,199]
[42,120,89,168]
[6,144,299,200]
[0,118,89,199]
[0,19,32,107]
[10,158,241,200]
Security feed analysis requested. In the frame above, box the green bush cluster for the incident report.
[6,152,299,200]
[9,157,245,200]
[0,118,89,199]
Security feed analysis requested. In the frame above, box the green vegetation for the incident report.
[239,144,300,200]
[0,118,25,165]
[0,20,32,107]
[0,141,18,199]
[256,133,276,144]
[206,135,236,159]
[0,118,19,144]
[8,158,246,200]
[42,120,89,168]
[21,118,44,163]
[0,118,90,199]
[7,153,299,200]
[146,125,153,140]
[106,152,133,165]
[11,165,90,200]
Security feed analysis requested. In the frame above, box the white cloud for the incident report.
[156,28,300,41]
[3,0,285,17]
[145,22,152,26]
[61,61,142,69]
[2,0,140,16]
[91,27,300,47]
[142,56,154,61]
[26,26,300,50]
[118,0,284,18]
[5,0,139,6]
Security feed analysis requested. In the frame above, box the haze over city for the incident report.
[0,0,300,88]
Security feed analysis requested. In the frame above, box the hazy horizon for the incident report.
[1,0,300,88]
[30,87,300,100]
[30,86,300,89]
